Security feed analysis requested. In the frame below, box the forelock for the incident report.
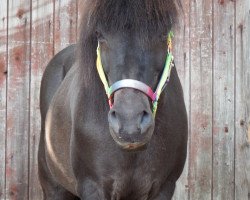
[86,0,180,36]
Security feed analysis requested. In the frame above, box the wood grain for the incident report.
[235,0,250,199]
[188,0,213,199]
[212,1,235,199]
[29,0,54,199]
[172,0,190,198]
[54,0,78,53]
[0,1,8,199]
[6,0,31,199]
[0,0,249,199]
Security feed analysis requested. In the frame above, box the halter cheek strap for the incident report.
[96,31,174,117]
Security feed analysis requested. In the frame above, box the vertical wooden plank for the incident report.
[6,0,31,199]
[29,0,54,199]
[76,0,80,38]
[0,1,8,199]
[172,0,190,198]
[212,0,235,199]
[54,0,78,53]
[235,0,250,199]
[189,0,213,199]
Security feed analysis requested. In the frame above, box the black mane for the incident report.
[91,0,179,34]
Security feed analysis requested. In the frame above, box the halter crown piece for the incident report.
[96,31,174,117]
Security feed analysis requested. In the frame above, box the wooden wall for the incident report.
[0,0,249,199]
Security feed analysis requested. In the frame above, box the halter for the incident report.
[96,31,174,117]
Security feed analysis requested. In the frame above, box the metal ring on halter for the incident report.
[109,79,156,101]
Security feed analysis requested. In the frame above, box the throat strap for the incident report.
[96,31,174,117]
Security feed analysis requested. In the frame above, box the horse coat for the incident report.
[38,1,188,199]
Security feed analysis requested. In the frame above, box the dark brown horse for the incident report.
[38,0,187,199]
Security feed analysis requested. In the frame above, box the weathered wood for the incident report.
[6,0,31,199]
[188,0,213,199]
[0,1,250,199]
[54,0,78,53]
[212,1,235,199]
[172,0,190,199]
[29,0,54,199]
[235,0,250,199]
[0,1,8,199]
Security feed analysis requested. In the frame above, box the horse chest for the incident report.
[90,152,165,199]
[107,171,161,200]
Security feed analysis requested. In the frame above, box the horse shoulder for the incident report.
[44,66,78,195]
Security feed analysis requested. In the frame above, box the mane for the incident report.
[76,0,181,108]
[92,0,180,34]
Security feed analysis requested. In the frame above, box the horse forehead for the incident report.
[114,41,152,61]
[107,31,156,49]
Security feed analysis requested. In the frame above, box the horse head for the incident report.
[97,31,172,150]
[78,0,180,151]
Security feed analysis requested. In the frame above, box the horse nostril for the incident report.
[110,110,116,120]
[140,111,152,132]
[108,110,119,133]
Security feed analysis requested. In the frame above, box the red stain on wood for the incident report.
[0,56,6,86]
[31,43,53,75]
[16,9,26,19]
[10,46,28,77]
[31,19,54,74]
[13,48,22,63]
[7,115,14,129]
[213,126,220,135]
[9,184,18,199]
[218,0,225,5]
[193,112,210,130]
[6,153,14,178]
[6,167,13,178]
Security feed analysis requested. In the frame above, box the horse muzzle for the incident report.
[108,89,155,150]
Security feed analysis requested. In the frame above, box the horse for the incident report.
[38,0,188,199]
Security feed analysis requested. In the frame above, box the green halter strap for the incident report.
[96,31,174,117]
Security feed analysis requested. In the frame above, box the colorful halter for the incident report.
[96,31,174,117]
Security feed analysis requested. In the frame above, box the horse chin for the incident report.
[117,141,148,152]
[109,130,153,151]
